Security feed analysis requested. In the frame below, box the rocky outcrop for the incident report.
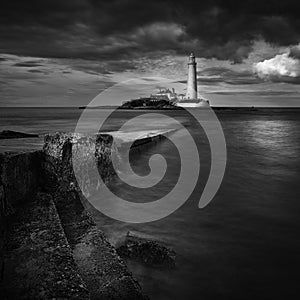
[0,130,38,139]
[117,232,176,268]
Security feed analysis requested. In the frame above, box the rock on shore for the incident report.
[117,232,176,268]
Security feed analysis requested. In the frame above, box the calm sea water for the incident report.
[1,107,300,299]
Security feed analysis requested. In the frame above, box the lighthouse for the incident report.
[175,53,209,107]
[186,53,197,99]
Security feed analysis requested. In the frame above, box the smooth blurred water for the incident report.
[1,107,300,299]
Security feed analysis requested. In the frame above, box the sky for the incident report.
[1,0,300,107]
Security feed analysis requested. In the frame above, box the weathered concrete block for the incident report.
[73,227,148,300]
[43,133,116,196]
[1,129,173,299]
[1,192,90,300]
[43,133,147,299]
[0,151,43,221]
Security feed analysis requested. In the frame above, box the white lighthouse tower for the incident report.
[176,53,210,108]
[186,52,197,99]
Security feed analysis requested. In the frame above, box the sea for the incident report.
[1,107,300,299]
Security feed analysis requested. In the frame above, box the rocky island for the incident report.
[120,97,182,110]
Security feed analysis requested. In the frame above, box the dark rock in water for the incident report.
[0,130,38,139]
[117,232,176,268]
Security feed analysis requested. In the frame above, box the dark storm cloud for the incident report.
[209,90,299,96]
[1,0,300,62]
[265,75,300,84]
[179,67,262,85]
[65,59,136,76]
[289,45,300,59]
[27,69,49,75]
[14,61,43,67]
[198,67,263,85]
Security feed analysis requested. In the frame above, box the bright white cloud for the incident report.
[254,50,300,79]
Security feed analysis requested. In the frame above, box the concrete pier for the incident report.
[108,129,176,150]
[0,129,175,299]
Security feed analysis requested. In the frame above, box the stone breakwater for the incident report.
[1,131,175,299]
